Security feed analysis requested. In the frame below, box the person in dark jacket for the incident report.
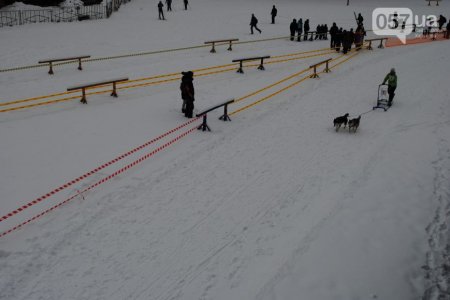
[323,24,328,40]
[342,29,351,53]
[329,22,338,48]
[183,0,188,10]
[349,28,355,45]
[165,0,172,11]
[158,1,165,20]
[438,15,447,30]
[297,18,303,41]
[357,13,364,25]
[290,19,297,41]
[335,28,343,52]
[382,68,398,106]
[250,14,262,34]
[271,5,277,24]
[354,25,364,50]
[314,25,322,40]
[180,71,195,118]
[304,19,310,41]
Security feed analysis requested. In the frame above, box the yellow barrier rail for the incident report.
[0,35,327,73]
[230,50,361,116]
[1,48,335,113]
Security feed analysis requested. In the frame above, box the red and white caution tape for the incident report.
[0,117,200,224]
[0,124,199,238]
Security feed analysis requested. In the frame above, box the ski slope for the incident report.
[1,0,450,299]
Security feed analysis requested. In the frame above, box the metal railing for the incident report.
[0,0,130,27]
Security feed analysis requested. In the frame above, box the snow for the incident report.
[1,0,450,299]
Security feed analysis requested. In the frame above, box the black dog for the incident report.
[333,113,349,132]
[348,115,361,133]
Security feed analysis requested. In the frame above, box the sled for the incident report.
[373,84,389,111]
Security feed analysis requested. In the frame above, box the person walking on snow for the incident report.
[250,14,262,34]
[183,0,189,10]
[157,1,165,20]
[382,68,398,107]
[165,0,172,11]
[271,5,277,24]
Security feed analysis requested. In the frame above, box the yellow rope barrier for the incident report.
[229,50,361,116]
[1,48,334,112]
[0,35,330,73]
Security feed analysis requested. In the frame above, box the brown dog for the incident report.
[348,116,361,133]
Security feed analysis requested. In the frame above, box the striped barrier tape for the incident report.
[0,124,200,238]
[0,117,200,223]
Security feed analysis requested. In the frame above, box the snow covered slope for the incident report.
[1,0,449,299]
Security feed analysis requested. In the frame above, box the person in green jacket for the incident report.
[382,68,397,106]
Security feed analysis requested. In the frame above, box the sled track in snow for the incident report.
[423,137,450,299]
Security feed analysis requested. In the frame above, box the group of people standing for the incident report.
[157,0,189,20]
[331,24,366,54]
[291,19,331,42]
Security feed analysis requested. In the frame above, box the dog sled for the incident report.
[373,84,389,111]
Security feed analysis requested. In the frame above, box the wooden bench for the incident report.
[39,55,91,75]
[426,0,440,6]
[204,38,239,53]
[67,77,129,104]
[232,56,271,74]
[365,38,388,50]
[196,99,235,131]
[309,58,332,78]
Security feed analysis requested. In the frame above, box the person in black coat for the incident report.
[342,30,350,53]
[303,19,310,41]
[250,14,262,34]
[335,28,343,52]
[315,24,321,40]
[297,18,303,41]
[357,13,364,25]
[158,1,165,20]
[290,19,297,41]
[165,0,172,11]
[323,24,328,40]
[349,28,355,46]
[180,71,195,118]
[329,22,338,48]
[183,0,188,10]
[271,5,277,24]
